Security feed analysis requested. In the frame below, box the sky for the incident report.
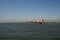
[0,0,60,22]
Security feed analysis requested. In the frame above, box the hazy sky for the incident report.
[0,0,60,22]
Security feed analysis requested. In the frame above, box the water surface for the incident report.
[0,23,60,40]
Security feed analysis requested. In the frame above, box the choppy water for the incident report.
[0,23,60,40]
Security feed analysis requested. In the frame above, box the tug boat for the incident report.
[39,19,45,24]
[36,19,45,24]
[26,19,46,24]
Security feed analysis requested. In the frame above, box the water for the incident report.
[0,23,60,40]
